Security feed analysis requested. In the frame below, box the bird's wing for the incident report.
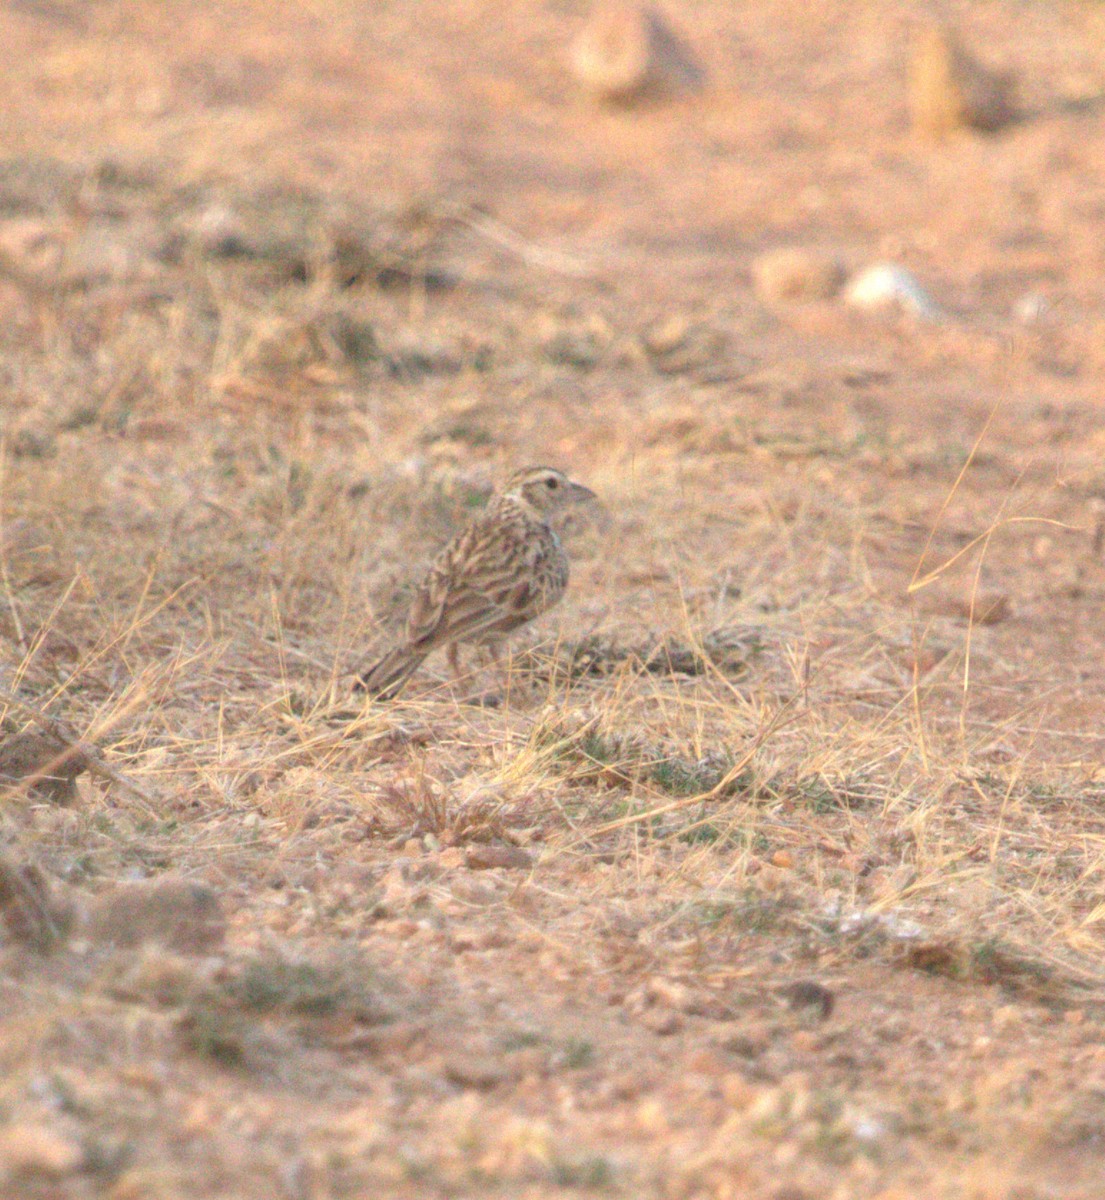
[404,517,537,650]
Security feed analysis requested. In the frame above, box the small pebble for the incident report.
[844,263,940,321]
[464,845,533,871]
[1014,291,1048,324]
[571,2,704,104]
[753,247,843,303]
[443,1053,509,1090]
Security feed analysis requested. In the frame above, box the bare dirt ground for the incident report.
[3,1,1105,1196]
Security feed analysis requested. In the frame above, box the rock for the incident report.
[542,327,603,370]
[571,3,704,104]
[448,875,501,906]
[643,314,692,358]
[190,202,251,257]
[910,23,1015,140]
[378,869,427,913]
[940,591,1012,626]
[789,1028,819,1053]
[1014,292,1048,324]
[83,877,226,954]
[848,1112,888,1148]
[778,980,835,1020]
[0,218,66,297]
[844,263,940,321]
[645,976,697,1012]
[634,1097,668,1132]
[641,316,732,379]
[640,1008,683,1035]
[752,248,843,304]
[464,845,533,872]
[714,1022,770,1059]
[325,310,380,365]
[0,730,92,804]
[443,1053,511,1090]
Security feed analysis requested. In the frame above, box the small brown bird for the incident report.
[358,466,596,699]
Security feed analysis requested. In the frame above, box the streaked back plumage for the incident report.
[357,467,595,699]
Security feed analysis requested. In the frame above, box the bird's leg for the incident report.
[470,642,499,674]
[449,643,499,707]
[460,641,506,706]
[486,641,511,694]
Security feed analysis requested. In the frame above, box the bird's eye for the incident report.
[546,477,559,489]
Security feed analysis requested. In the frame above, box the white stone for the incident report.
[844,263,940,321]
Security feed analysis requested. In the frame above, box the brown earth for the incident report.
[3,1,1105,1196]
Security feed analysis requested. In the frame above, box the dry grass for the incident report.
[5,330,1105,1193]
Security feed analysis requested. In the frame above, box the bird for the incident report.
[357,466,597,699]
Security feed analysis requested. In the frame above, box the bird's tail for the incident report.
[355,645,428,700]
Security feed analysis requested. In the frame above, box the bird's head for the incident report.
[502,466,597,515]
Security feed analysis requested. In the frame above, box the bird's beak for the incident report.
[568,482,598,504]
